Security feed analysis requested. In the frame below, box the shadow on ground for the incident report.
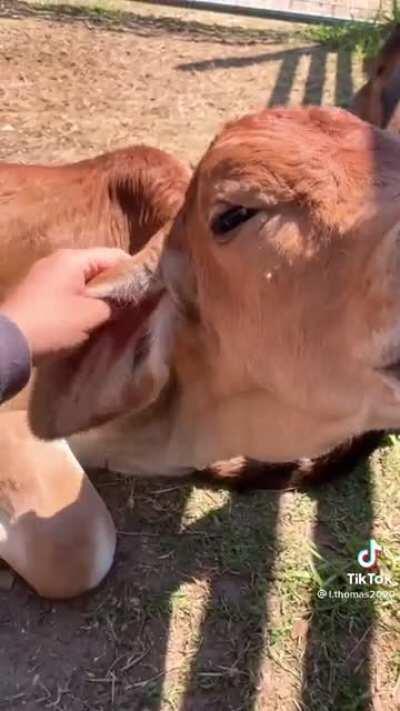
[0,460,375,710]
[1,2,357,115]
[178,44,354,108]
[301,463,375,710]
[0,0,298,45]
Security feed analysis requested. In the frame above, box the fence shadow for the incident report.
[0,473,282,710]
[301,463,375,710]
[178,489,281,711]
[0,456,378,710]
[137,461,375,710]
[109,479,282,711]
[271,45,353,107]
[178,44,354,108]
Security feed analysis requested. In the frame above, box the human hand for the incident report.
[0,248,130,362]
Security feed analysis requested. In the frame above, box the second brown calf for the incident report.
[0,144,191,297]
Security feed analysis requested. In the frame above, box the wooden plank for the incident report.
[147,0,382,23]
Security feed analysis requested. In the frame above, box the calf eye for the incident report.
[211,206,258,241]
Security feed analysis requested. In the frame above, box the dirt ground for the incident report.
[1,0,364,167]
[1,2,399,711]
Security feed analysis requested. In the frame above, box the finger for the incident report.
[79,248,132,282]
[55,248,131,283]
[80,296,114,330]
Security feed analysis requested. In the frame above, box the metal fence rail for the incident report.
[151,0,386,23]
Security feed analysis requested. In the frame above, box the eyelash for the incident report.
[211,206,259,241]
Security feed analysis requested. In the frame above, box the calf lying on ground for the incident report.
[31,107,400,484]
[4,110,397,596]
[2,142,375,494]
[0,145,191,597]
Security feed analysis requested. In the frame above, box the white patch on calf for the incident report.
[0,515,8,545]
[87,514,116,591]
[146,293,182,392]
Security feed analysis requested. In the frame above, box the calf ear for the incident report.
[86,224,167,304]
[159,214,199,317]
[89,214,199,317]
[29,231,178,440]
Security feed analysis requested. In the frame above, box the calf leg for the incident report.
[0,411,116,598]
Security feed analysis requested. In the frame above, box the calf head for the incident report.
[167,107,400,457]
[352,24,400,133]
[30,107,400,466]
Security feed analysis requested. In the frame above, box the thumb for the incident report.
[80,296,114,332]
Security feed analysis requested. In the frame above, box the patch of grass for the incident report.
[303,12,400,59]
[304,20,384,57]
[91,1,119,15]
[35,0,122,20]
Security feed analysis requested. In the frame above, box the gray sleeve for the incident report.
[0,314,32,403]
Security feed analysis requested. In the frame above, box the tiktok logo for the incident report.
[357,539,382,569]
[347,539,395,586]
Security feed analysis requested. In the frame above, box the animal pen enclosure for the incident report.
[151,0,387,23]
[0,2,399,711]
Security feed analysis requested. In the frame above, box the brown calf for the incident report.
[0,145,191,297]
[352,24,400,132]
[0,144,190,597]
[31,108,400,485]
